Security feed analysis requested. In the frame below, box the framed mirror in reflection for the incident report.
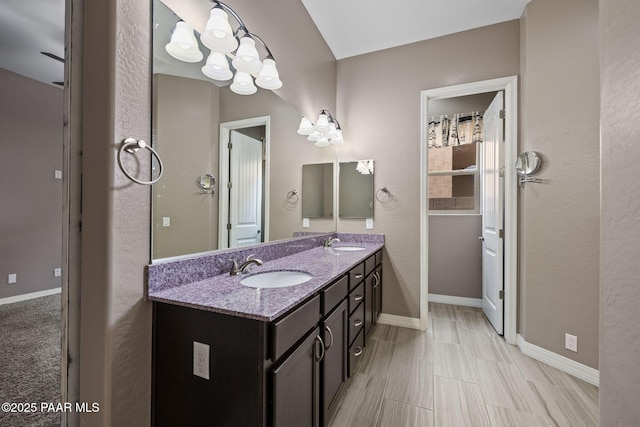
[302,163,334,219]
[339,160,374,219]
[151,0,337,260]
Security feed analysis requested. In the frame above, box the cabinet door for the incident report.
[373,267,383,324]
[323,300,348,417]
[364,273,375,338]
[272,327,322,427]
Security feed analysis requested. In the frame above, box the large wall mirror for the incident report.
[151,0,336,260]
[339,160,374,218]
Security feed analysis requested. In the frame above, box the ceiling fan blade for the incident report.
[41,51,65,63]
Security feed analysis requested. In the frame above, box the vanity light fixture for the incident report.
[297,110,345,147]
[164,0,282,94]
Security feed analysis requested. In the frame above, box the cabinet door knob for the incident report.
[315,335,326,362]
[324,325,334,350]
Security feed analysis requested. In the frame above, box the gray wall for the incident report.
[153,74,220,259]
[429,215,482,298]
[519,0,600,369]
[0,68,63,299]
[600,0,640,423]
[336,20,521,318]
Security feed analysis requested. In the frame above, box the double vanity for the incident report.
[147,233,384,427]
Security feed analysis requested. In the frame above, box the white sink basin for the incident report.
[331,246,366,251]
[240,270,313,288]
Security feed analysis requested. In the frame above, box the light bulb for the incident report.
[232,37,263,74]
[255,59,282,90]
[165,21,203,63]
[315,113,330,133]
[297,117,313,135]
[230,71,257,95]
[201,52,232,81]
[201,9,238,53]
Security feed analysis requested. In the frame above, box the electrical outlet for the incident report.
[366,218,374,230]
[302,218,309,228]
[8,274,17,284]
[54,268,62,277]
[565,333,578,352]
[162,217,171,227]
[193,341,210,380]
[54,170,63,179]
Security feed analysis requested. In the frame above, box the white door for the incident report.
[480,92,505,334]
[229,130,263,247]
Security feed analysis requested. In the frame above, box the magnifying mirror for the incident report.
[515,151,542,176]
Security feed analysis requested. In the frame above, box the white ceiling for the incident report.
[301,0,531,59]
[0,0,65,88]
[0,0,531,87]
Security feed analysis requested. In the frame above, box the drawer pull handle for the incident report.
[354,273,363,279]
[353,347,363,357]
[315,335,326,362]
[325,325,334,350]
[353,294,363,302]
[353,319,363,327]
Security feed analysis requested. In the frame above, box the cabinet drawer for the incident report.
[323,275,348,316]
[271,295,321,362]
[348,328,365,378]
[364,254,376,277]
[348,282,364,315]
[349,263,365,290]
[348,302,365,346]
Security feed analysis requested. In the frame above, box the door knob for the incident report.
[478,236,485,241]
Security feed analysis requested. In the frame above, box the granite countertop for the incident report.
[148,242,383,322]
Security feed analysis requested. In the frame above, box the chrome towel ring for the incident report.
[117,137,164,185]
[375,186,391,203]
[286,189,299,204]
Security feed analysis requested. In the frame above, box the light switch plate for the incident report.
[162,217,171,227]
[8,274,17,284]
[302,218,309,228]
[54,170,63,179]
[193,341,210,380]
[366,218,374,230]
[54,268,62,277]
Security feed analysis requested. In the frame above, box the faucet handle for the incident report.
[246,254,257,261]
[229,259,240,275]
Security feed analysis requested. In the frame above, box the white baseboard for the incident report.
[517,334,599,387]
[377,313,422,330]
[0,287,62,305]
[428,293,483,308]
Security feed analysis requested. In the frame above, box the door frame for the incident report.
[420,76,518,345]
[218,116,271,249]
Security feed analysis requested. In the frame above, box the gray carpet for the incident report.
[0,294,61,427]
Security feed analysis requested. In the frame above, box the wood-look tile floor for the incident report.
[327,303,599,427]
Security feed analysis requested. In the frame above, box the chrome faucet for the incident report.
[229,255,264,275]
[324,237,340,248]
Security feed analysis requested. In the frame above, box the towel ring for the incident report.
[117,137,164,185]
[375,187,391,203]
[286,189,299,204]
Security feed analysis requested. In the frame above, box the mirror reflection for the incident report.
[302,163,334,219]
[339,160,374,219]
[151,0,336,260]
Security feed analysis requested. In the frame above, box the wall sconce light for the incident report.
[297,110,344,147]
[164,1,282,95]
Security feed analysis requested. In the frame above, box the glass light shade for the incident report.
[297,117,313,135]
[230,71,257,95]
[201,9,238,53]
[165,21,203,63]
[255,59,282,90]
[315,114,330,133]
[314,136,330,148]
[325,123,338,139]
[330,129,344,145]
[201,52,232,81]
[232,37,263,74]
[307,131,321,142]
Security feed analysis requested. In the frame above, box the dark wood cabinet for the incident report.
[152,249,383,427]
[272,327,322,427]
